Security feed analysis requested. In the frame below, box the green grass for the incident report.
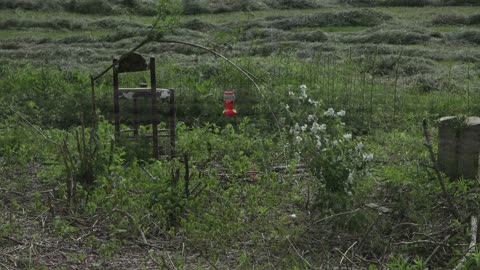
[0,29,110,39]
[292,26,369,32]
[0,9,155,24]
[429,25,480,32]
[375,6,480,21]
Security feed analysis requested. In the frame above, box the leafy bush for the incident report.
[0,67,96,128]
[281,85,372,210]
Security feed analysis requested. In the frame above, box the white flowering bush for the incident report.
[283,85,372,210]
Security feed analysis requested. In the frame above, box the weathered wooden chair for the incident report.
[113,52,176,159]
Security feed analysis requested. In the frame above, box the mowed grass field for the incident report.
[2,1,480,269]
[2,3,480,126]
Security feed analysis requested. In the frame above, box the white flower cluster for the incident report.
[299,85,308,100]
[311,122,326,133]
[362,153,374,162]
[308,99,319,107]
[324,108,335,117]
[355,142,364,150]
[324,108,346,117]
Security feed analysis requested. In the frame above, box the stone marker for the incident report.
[438,116,480,180]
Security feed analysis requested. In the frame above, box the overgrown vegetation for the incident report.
[2,0,480,269]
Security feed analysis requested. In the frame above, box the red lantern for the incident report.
[223,91,237,117]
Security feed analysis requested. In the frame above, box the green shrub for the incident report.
[281,85,372,210]
[0,66,96,128]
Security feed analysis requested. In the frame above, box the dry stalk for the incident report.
[339,241,357,266]
[454,215,478,270]
[335,248,359,268]
[286,236,313,268]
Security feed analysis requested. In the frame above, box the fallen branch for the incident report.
[425,234,451,266]
[340,241,357,266]
[454,215,478,270]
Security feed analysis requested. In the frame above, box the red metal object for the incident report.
[223,91,237,117]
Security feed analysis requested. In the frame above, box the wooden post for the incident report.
[150,57,159,159]
[133,98,139,137]
[438,116,480,180]
[90,75,97,128]
[113,58,120,140]
[169,89,176,158]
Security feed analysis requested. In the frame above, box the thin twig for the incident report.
[141,166,158,181]
[425,234,451,266]
[158,39,261,91]
[10,108,60,146]
[393,239,450,246]
[356,213,382,252]
[335,248,359,268]
[286,236,313,268]
[310,208,361,227]
[340,241,358,266]
[165,252,178,270]
[340,241,357,266]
